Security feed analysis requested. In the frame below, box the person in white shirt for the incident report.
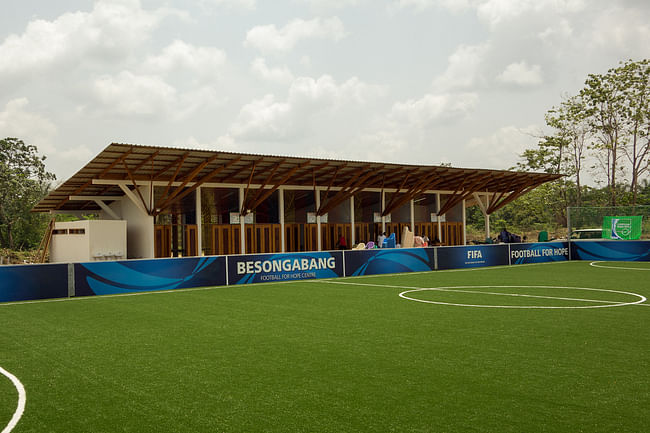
[377,232,386,248]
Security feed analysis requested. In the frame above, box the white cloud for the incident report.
[477,0,586,28]
[0,98,57,152]
[342,91,479,165]
[350,129,409,162]
[586,6,650,52]
[229,75,381,140]
[250,58,294,83]
[497,61,543,87]
[432,43,490,91]
[244,17,346,52]
[91,71,177,117]
[0,0,182,78]
[144,40,226,78]
[200,0,256,10]
[467,124,540,168]
[299,0,363,10]
[230,94,293,139]
[390,93,479,126]
[394,0,472,12]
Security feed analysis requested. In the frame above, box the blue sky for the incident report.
[1,0,649,182]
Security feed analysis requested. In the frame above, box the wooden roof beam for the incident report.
[240,160,260,215]
[289,161,331,184]
[383,171,413,213]
[127,150,160,177]
[321,165,344,205]
[317,168,376,216]
[153,152,190,178]
[157,153,190,205]
[315,166,369,215]
[153,156,242,216]
[155,154,219,213]
[96,147,134,179]
[382,173,447,216]
[245,161,312,213]
[486,180,545,214]
[437,174,494,216]
[122,159,150,213]
[52,147,135,210]
[242,160,285,212]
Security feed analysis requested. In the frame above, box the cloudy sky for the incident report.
[1,0,649,182]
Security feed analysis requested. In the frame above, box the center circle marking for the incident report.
[589,261,650,271]
[398,285,646,309]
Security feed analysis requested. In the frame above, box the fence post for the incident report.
[567,207,572,261]
[67,263,75,297]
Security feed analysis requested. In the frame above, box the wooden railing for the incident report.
[199,221,464,256]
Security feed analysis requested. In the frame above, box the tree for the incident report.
[518,59,650,211]
[0,138,56,249]
[581,67,628,206]
[546,95,589,206]
[617,59,650,206]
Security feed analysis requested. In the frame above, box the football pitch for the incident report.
[1,261,649,432]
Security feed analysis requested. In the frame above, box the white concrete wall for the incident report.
[121,186,154,259]
[88,220,127,260]
[50,220,127,263]
[50,220,91,263]
[100,200,122,220]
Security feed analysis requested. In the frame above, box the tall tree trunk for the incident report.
[7,222,13,250]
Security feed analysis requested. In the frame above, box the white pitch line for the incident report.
[399,285,646,309]
[320,281,621,304]
[417,287,627,305]
[322,280,648,309]
[314,260,573,283]
[0,366,26,433]
[589,261,650,271]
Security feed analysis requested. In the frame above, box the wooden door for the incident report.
[254,224,275,254]
[305,224,318,251]
[355,223,370,245]
[285,223,299,252]
[185,225,198,256]
[232,226,241,254]
[245,225,256,254]
[154,225,171,258]
[212,225,230,256]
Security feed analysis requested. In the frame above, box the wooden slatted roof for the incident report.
[33,143,562,216]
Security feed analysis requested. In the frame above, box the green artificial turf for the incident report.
[0,261,648,432]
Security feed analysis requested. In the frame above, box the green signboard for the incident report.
[602,216,643,240]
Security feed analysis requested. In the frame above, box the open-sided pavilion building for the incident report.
[34,143,561,260]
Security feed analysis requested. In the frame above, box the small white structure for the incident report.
[50,220,127,263]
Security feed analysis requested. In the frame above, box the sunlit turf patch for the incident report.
[0,261,649,432]
[399,285,645,308]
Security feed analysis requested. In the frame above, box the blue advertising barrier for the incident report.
[570,240,650,262]
[0,263,69,302]
[344,248,435,277]
[510,242,569,265]
[227,251,343,285]
[3,240,650,303]
[74,256,227,296]
[437,244,509,270]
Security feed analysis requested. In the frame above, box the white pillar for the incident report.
[436,193,442,242]
[279,187,285,253]
[239,187,245,254]
[462,199,467,245]
[381,191,386,234]
[485,194,491,241]
[195,187,202,255]
[316,189,322,251]
[410,199,415,233]
[350,195,355,246]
